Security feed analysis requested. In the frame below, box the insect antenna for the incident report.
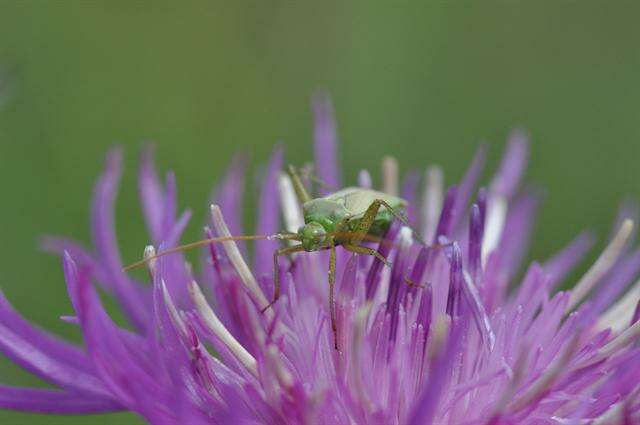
[298,164,339,192]
[123,233,301,272]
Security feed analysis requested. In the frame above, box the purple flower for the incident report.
[2,95,640,424]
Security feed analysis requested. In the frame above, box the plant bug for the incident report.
[124,165,425,350]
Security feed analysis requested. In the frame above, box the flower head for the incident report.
[1,94,640,424]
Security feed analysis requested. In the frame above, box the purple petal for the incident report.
[162,171,178,237]
[365,224,401,300]
[498,191,540,279]
[312,91,340,193]
[461,272,495,350]
[581,250,640,326]
[0,311,109,397]
[214,155,247,254]
[446,243,463,317]
[139,144,165,242]
[409,318,463,425]
[451,146,487,234]
[490,129,529,198]
[435,186,458,239]
[150,258,190,386]
[41,237,108,285]
[0,386,122,414]
[543,231,596,290]
[254,145,284,279]
[92,148,149,331]
[158,210,193,306]
[0,255,111,398]
[358,169,372,188]
[631,300,640,326]
[401,170,421,223]
[468,203,484,281]
[0,274,89,374]
[42,237,150,310]
[70,253,168,410]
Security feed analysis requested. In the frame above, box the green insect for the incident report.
[126,165,423,349]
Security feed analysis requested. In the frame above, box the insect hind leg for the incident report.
[351,199,426,247]
[342,243,391,267]
[374,199,427,246]
[343,243,424,289]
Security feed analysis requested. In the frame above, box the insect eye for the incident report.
[299,222,326,245]
[311,223,326,238]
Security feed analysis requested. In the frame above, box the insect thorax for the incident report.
[302,199,350,233]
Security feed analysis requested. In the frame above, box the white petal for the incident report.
[382,156,398,196]
[596,278,640,332]
[210,204,270,309]
[423,165,443,244]
[358,169,372,189]
[188,281,258,377]
[278,173,304,234]
[482,195,507,266]
[568,219,634,312]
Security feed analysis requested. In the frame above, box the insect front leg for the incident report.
[287,165,312,203]
[261,244,305,313]
[328,242,339,350]
[299,165,338,192]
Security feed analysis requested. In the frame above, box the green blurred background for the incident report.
[0,2,639,423]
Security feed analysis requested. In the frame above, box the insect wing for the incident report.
[324,187,406,218]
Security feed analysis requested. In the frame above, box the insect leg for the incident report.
[343,243,424,289]
[328,242,339,350]
[300,165,339,192]
[287,165,312,203]
[261,244,305,313]
[375,199,427,246]
[349,198,419,245]
[342,243,391,267]
[350,199,383,246]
